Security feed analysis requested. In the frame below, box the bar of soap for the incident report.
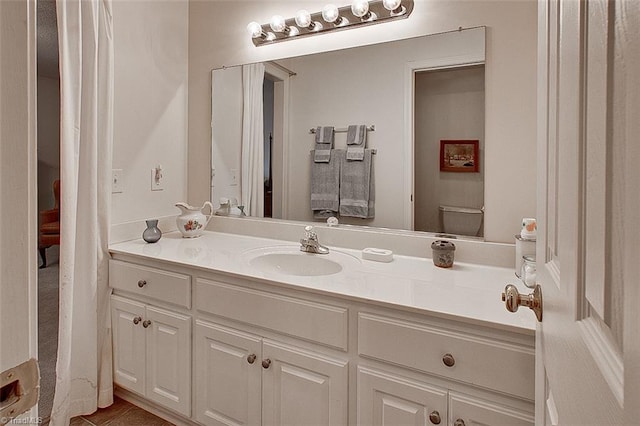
[362,248,393,263]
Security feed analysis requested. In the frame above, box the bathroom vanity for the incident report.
[109,231,535,426]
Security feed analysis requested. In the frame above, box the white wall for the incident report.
[111,0,189,229]
[37,75,60,212]
[414,66,485,233]
[189,0,538,243]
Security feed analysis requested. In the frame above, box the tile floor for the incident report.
[66,396,174,426]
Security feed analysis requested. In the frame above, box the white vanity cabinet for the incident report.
[194,277,349,426]
[195,320,348,426]
[108,233,535,426]
[109,261,192,417]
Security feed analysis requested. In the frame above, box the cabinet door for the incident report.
[111,295,146,395]
[262,340,348,426]
[195,320,262,426]
[449,391,534,426]
[145,305,192,417]
[357,366,448,426]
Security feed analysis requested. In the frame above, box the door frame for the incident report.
[0,0,39,417]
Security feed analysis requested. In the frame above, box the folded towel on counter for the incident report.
[311,149,343,217]
[313,126,335,163]
[346,124,367,161]
[339,149,375,218]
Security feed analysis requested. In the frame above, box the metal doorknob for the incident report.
[137,280,147,288]
[247,354,257,364]
[132,316,142,325]
[262,359,272,369]
[502,284,543,322]
[142,320,152,328]
[454,419,466,426]
[429,410,441,424]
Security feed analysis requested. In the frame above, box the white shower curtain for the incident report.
[51,0,114,424]
[241,63,265,216]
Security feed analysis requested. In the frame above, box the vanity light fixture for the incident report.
[248,0,414,47]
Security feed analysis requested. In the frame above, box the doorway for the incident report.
[36,0,60,420]
[412,64,485,237]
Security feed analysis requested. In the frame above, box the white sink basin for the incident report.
[243,246,360,277]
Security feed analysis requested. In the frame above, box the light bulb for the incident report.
[322,4,340,23]
[247,21,263,38]
[351,0,369,18]
[295,10,312,27]
[382,0,403,13]
[269,15,287,32]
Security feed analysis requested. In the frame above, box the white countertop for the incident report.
[109,231,536,335]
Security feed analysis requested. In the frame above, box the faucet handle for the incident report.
[304,225,317,240]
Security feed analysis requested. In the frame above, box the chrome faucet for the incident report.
[300,226,329,254]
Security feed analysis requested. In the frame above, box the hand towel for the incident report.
[339,149,375,218]
[313,126,335,163]
[311,149,343,217]
[346,124,367,161]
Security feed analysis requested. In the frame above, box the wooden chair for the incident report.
[39,179,60,268]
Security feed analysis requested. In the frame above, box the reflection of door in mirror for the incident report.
[413,65,485,238]
[211,63,291,217]
[263,63,291,219]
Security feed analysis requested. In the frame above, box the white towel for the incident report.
[339,149,375,218]
[314,126,334,163]
[346,124,367,161]
[311,149,343,216]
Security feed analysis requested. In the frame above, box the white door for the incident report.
[145,305,191,417]
[357,366,447,426]
[536,0,639,424]
[261,339,348,426]
[195,320,262,426]
[111,296,146,395]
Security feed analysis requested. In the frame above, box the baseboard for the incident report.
[114,387,198,426]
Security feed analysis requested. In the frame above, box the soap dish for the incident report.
[362,248,393,263]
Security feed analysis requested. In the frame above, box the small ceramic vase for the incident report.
[142,219,162,243]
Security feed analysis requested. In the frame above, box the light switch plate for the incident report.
[230,168,238,186]
[151,167,164,191]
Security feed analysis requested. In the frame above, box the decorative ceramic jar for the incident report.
[431,240,456,268]
[175,201,214,238]
[142,219,162,243]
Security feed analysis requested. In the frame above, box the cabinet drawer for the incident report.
[358,313,535,400]
[110,260,191,308]
[196,278,348,351]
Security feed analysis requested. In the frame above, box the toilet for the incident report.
[439,205,484,237]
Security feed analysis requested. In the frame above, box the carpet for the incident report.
[38,246,59,421]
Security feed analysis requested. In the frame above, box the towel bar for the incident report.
[310,149,376,154]
[309,125,375,134]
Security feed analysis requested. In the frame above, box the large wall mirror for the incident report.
[211,27,486,240]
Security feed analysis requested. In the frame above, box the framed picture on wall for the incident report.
[439,140,480,172]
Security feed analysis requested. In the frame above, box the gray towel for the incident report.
[346,124,367,161]
[339,149,375,218]
[311,149,343,216]
[314,126,334,163]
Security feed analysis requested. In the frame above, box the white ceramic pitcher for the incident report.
[175,201,214,238]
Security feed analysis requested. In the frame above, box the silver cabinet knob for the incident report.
[142,320,152,328]
[137,279,147,288]
[429,410,441,424]
[442,353,455,367]
[262,359,272,369]
[502,284,543,322]
[454,419,466,426]
[247,354,257,364]
[132,316,142,325]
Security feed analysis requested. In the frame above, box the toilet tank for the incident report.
[439,205,484,237]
